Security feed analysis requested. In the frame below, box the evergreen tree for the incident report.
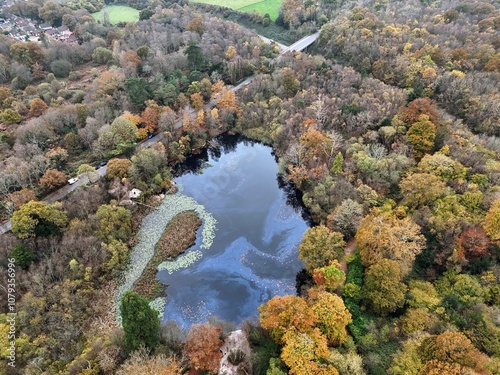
[331,152,343,175]
[184,40,205,71]
[120,290,160,353]
[125,77,152,111]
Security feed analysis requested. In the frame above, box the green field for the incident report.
[193,0,282,21]
[240,0,282,20]
[92,5,140,25]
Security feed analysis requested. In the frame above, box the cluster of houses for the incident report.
[0,12,77,44]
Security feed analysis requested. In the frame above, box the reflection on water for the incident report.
[158,135,310,327]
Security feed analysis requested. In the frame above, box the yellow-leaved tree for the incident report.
[356,211,425,277]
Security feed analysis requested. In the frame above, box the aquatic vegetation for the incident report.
[133,211,201,300]
[149,297,167,317]
[158,250,204,273]
[115,192,217,324]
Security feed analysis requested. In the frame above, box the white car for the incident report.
[68,177,79,185]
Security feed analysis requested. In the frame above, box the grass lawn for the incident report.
[240,0,282,20]
[91,5,140,25]
[193,0,282,20]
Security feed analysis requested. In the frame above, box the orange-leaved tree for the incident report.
[258,295,317,343]
[185,323,223,374]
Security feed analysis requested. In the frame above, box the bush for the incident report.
[50,59,72,78]
[0,108,21,124]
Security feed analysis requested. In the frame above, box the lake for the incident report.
[157,135,310,326]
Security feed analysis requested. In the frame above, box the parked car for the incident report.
[99,161,107,166]
[148,133,155,139]
[94,165,100,170]
[68,177,78,185]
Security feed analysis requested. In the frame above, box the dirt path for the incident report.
[341,238,358,279]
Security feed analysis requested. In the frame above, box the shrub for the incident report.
[1,108,21,124]
[50,59,72,78]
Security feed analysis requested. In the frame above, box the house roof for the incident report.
[128,188,142,198]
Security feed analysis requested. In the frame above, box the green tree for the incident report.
[110,116,138,145]
[130,147,166,183]
[97,116,139,151]
[299,226,345,272]
[407,280,441,309]
[184,40,204,71]
[312,260,346,292]
[136,45,150,60]
[49,59,72,78]
[267,358,287,375]
[363,259,407,315]
[331,151,343,175]
[96,204,132,242]
[11,201,68,239]
[63,132,82,154]
[139,9,154,20]
[10,243,34,269]
[125,77,152,111]
[92,46,113,65]
[120,290,160,353]
[390,336,426,375]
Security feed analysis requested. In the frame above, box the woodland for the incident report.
[0,0,499,374]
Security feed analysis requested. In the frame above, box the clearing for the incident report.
[91,5,140,24]
[192,0,282,20]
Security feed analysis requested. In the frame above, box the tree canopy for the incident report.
[11,201,68,238]
[120,290,160,353]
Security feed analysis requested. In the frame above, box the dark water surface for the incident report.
[157,136,309,327]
